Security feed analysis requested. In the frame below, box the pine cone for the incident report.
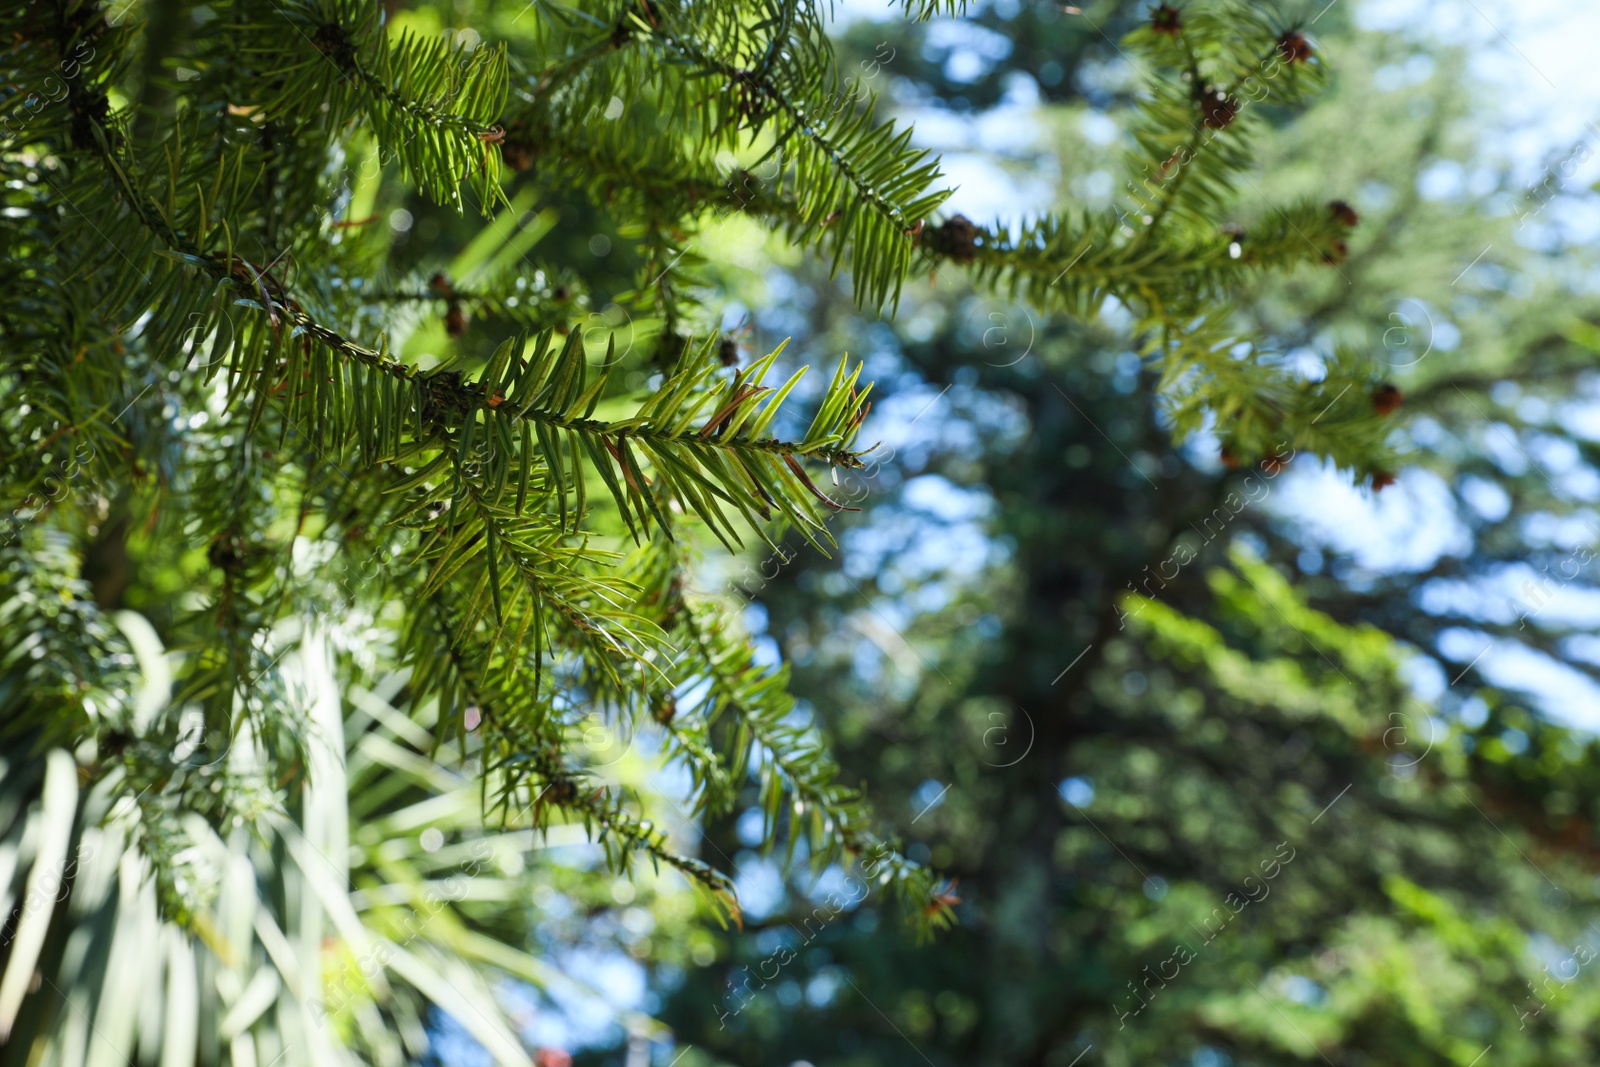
[207,535,244,572]
[1151,4,1182,35]
[311,23,357,72]
[719,336,740,367]
[1278,31,1313,63]
[1328,200,1359,227]
[502,137,535,172]
[923,214,981,263]
[1370,471,1396,491]
[1372,383,1403,416]
[1198,88,1239,130]
[497,118,535,171]
[445,302,469,338]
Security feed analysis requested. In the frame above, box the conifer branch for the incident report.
[68,89,869,547]
[666,582,954,932]
[937,202,1352,320]
[418,593,736,900]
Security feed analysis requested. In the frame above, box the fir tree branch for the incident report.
[919,201,1350,323]
[665,581,953,932]
[418,593,736,899]
[68,95,870,545]
[583,2,948,307]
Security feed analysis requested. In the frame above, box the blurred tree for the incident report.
[656,5,1600,1067]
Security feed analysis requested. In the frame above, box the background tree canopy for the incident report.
[5,1,1600,1066]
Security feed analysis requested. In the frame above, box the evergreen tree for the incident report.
[1,1,1383,1063]
[659,7,1600,1067]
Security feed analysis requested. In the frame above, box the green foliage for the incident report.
[507,0,950,309]
[655,7,1600,1065]
[0,0,1399,1062]
[920,2,1388,475]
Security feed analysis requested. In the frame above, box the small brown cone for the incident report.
[503,143,534,170]
[1151,4,1182,34]
[922,215,981,263]
[1278,31,1313,63]
[1198,88,1239,130]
